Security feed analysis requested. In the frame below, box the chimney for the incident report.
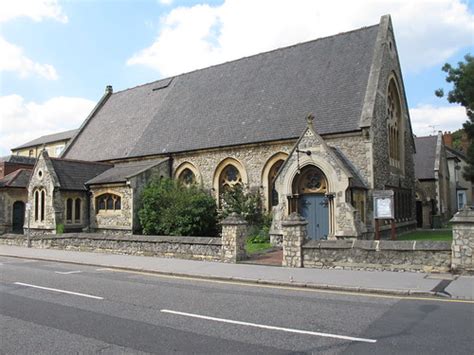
[443,131,453,148]
[105,85,113,94]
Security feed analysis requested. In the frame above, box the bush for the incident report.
[56,223,64,234]
[138,178,218,236]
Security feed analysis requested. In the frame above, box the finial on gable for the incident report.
[306,113,315,128]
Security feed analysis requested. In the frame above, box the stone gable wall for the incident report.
[27,153,58,234]
[366,24,416,232]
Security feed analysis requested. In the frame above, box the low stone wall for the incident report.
[0,233,222,261]
[302,240,451,272]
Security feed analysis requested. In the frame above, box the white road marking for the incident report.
[54,270,82,275]
[96,268,112,271]
[14,282,104,300]
[161,309,377,343]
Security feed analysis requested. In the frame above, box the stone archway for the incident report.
[292,165,330,240]
[12,201,25,233]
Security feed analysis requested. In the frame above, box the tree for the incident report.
[436,54,474,181]
[138,178,218,236]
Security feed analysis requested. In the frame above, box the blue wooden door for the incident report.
[299,194,329,240]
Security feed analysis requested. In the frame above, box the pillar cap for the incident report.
[451,206,474,223]
[221,212,247,225]
[282,212,308,226]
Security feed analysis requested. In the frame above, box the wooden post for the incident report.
[375,219,380,240]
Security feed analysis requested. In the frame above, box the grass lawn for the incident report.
[398,230,452,241]
[245,240,273,254]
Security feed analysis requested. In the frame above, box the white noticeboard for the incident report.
[25,203,32,211]
[373,190,394,219]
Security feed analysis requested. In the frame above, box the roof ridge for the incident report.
[50,157,113,166]
[112,23,379,95]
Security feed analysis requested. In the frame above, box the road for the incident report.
[1,256,473,354]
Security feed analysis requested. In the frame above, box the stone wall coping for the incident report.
[1,233,222,246]
[281,212,308,227]
[302,239,450,251]
[450,207,474,223]
[220,213,247,225]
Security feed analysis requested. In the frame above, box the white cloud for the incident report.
[0,95,96,156]
[409,104,468,137]
[0,37,58,80]
[0,0,67,23]
[0,0,67,80]
[127,0,474,77]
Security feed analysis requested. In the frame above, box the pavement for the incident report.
[0,245,473,300]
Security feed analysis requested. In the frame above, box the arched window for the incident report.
[34,190,39,221]
[66,198,73,221]
[268,160,284,208]
[74,198,81,222]
[40,190,45,221]
[219,165,242,192]
[96,193,121,213]
[178,168,196,186]
[294,166,328,195]
[387,78,403,169]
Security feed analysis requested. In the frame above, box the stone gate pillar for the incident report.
[451,207,474,273]
[282,212,307,267]
[221,213,248,263]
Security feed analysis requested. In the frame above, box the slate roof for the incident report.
[414,136,438,180]
[86,159,167,185]
[50,158,112,191]
[13,129,78,150]
[65,24,380,162]
[331,147,368,189]
[445,146,466,160]
[0,169,32,188]
[0,155,36,165]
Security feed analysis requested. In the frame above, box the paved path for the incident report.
[0,245,472,300]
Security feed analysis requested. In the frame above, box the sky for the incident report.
[0,0,473,156]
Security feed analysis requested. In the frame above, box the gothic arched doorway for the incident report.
[12,201,25,233]
[293,166,329,240]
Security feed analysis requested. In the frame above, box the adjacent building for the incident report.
[11,129,78,158]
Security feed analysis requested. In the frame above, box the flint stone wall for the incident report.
[302,240,451,272]
[0,233,222,261]
[451,207,474,274]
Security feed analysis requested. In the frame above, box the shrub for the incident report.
[56,223,64,234]
[138,178,218,236]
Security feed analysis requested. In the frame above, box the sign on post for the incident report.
[373,190,394,219]
[373,190,396,240]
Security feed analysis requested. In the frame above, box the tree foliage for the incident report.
[218,185,264,226]
[138,178,218,236]
[436,54,474,181]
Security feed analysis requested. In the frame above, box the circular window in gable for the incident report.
[38,170,43,179]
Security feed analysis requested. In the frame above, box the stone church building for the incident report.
[19,15,416,240]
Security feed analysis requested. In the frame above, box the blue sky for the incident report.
[1,0,473,156]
